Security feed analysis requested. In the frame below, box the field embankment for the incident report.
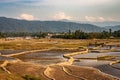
[0,39,120,80]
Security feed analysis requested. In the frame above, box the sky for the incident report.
[0,0,120,22]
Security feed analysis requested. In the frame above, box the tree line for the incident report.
[0,29,120,39]
[52,29,120,39]
[0,32,47,38]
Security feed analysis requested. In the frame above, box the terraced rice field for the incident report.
[0,39,120,80]
[13,50,68,65]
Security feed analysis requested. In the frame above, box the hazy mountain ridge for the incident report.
[0,17,119,32]
[105,25,120,31]
[90,21,120,27]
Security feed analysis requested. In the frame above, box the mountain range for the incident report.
[0,17,119,32]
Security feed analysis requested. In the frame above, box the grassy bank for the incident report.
[0,38,120,50]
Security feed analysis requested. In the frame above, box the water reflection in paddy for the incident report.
[73,51,120,78]
[0,50,25,55]
[113,63,120,68]
[73,52,120,59]
[0,56,16,60]
[15,50,68,65]
[73,60,110,67]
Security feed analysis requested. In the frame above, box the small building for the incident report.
[25,36,33,40]
[110,36,115,39]
[5,37,15,41]
[46,33,53,39]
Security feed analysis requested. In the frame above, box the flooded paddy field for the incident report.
[73,50,120,78]
[10,46,120,78]
[113,63,120,69]
[73,59,120,78]
[0,39,120,80]
[0,56,16,61]
[13,50,71,65]
[1,46,120,78]
[73,52,120,60]
[0,50,26,55]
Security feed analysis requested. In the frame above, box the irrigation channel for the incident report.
[0,45,120,79]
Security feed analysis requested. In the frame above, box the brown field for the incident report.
[0,38,120,80]
[3,62,117,80]
[0,38,120,50]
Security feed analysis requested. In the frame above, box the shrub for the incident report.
[22,75,41,80]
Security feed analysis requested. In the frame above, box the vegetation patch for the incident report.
[0,60,4,64]
[97,56,116,60]
[22,75,41,80]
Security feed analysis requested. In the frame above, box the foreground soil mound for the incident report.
[0,62,117,80]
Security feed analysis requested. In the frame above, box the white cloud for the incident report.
[18,13,34,20]
[85,16,116,22]
[85,16,96,22]
[107,17,116,21]
[85,16,106,22]
[53,12,72,20]
[98,17,105,21]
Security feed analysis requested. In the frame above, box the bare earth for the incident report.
[0,39,120,80]
[4,62,118,80]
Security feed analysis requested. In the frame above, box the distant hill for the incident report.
[0,17,106,32]
[105,25,120,31]
[91,21,120,27]
[67,20,120,27]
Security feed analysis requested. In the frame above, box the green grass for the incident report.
[22,75,41,80]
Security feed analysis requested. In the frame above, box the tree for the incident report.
[0,32,5,38]
[109,29,112,36]
[68,29,71,35]
[113,30,120,37]
[74,30,80,39]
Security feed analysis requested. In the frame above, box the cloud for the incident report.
[107,17,115,21]
[53,12,72,20]
[85,16,106,22]
[18,13,34,20]
[85,16,116,22]
[85,16,96,22]
[1,0,119,21]
[98,17,105,21]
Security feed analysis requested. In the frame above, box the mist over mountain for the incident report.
[60,19,120,27]
[0,17,119,32]
[91,21,120,27]
[71,20,120,27]
[105,25,120,31]
[60,20,120,31]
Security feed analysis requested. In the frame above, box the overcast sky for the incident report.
[0,0,120,22]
